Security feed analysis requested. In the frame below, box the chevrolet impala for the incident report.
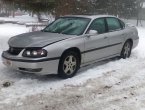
[2,15,139,78]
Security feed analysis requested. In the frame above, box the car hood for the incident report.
[8,31,74,48]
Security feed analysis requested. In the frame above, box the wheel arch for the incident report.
[60,47,82,64]
[57,47,81,78]
[125,39,133,47]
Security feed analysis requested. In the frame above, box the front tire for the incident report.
[121,41,132,59]
[58,51,80,79]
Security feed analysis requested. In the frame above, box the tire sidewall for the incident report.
[121,41,132,59]
[58,51,80,78]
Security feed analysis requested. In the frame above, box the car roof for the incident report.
[63,15,116,20]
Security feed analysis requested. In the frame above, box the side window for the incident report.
[106,18,121,31]
[119,20,125,29]
[88,18,106,34]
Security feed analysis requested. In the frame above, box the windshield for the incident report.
[43,17,91,35]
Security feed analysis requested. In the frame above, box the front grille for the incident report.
[8,47,24,55]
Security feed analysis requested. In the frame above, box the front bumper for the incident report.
[2,51,60,75]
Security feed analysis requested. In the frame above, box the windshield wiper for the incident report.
[42,30,62,34]
[41,30,48,32]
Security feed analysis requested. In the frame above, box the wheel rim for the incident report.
[63,55,77,75]
[124,42,131,58]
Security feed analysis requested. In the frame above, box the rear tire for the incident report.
[121,41,132,59]
[58,51,80,79]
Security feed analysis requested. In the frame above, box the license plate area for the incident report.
[3,59,12,66]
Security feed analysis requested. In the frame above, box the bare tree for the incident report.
[136,0,144,26]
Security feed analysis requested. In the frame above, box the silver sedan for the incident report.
[2,15,139,78]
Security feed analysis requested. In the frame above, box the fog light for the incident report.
[19,68,42,72]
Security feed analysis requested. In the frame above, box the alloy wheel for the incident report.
[121,41,132,59]
[123,42,131,58]
[63,55,77,75]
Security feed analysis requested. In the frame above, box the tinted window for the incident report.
[88,18,106,34]
[106,18,121,31]
[119,20,125,29]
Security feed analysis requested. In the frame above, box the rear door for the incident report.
[105,17,126,55]
[83,18,110,63]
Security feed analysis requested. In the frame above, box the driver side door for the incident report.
[83,18,110,63]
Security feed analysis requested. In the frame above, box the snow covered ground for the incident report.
[0,15,38,23]
[0,14,54,24]
[125,19,145,27]
[0,19,145,109]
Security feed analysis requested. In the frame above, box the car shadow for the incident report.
[77,57,120,75]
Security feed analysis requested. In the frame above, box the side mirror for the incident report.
[88,30,98,36]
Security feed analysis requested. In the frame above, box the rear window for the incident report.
[106,18,122,31]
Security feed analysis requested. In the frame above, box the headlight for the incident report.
[23,49,47,58]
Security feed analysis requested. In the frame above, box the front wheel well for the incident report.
[60,47,81,64]
[126,39,133,47]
